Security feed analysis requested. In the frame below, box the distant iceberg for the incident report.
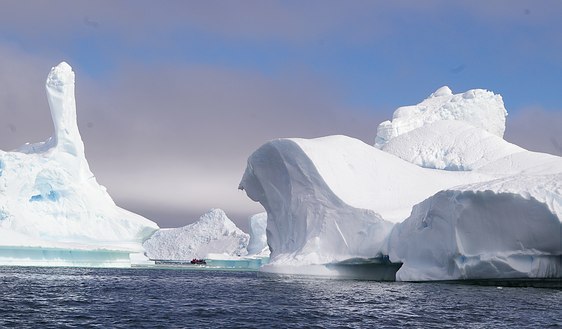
[143,209,249,261]
[142,209,270,270]
[0,62,159,267]
[240,86,562,281]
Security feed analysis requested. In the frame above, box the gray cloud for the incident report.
[77,62,384,226]
[1,1,560,47]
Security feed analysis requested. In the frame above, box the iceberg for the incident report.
[143,209,249,261]
[240,86,561,281]
[142,209,271,270]
[239,135,489,269]
[0,62,159,267]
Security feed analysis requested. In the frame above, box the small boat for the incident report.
[190,258,207,265]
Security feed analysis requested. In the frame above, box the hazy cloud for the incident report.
[504,107,562,156]
[77,61,384,226]
[0,45,55,149]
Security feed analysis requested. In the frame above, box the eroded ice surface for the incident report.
[0,62,158,266]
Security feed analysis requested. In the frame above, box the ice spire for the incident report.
[45,62,85,158]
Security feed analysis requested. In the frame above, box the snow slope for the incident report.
[240,86,561,280]
[380,120,523,171]
[374,86,506,148]
[143,209,249,260]
[0,62,158,266]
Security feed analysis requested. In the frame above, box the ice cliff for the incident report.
[240,86,561,280]
[0,62,158,266]
[389,173,561,281]
[143,209,249,260]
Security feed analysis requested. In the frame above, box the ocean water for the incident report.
[0,267,560,328]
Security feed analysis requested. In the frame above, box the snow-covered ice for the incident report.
[380,120,523,171]
[240,86,561,280]
[239,135,490,267]
[389,173,562,281]
[0,62,158,267]
[143,209,249,260]
[374,86,506,148]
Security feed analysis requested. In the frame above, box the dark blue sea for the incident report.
[0,267,560,328]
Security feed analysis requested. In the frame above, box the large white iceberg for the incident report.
[0,62,159,267]
[240,86,561,280]
[239,135,489,268]
[143,209,249,260]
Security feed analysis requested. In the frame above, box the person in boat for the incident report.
[191,258,206,264]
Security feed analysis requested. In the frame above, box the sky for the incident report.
[0,1,561,231]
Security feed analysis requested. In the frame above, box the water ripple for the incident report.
[0,267,560,328]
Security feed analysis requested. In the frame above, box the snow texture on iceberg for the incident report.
[240,85,562,280]
[143,209,249,260]
[374,86,507,148]
[0,62,158,266]
[380,120,524,171]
